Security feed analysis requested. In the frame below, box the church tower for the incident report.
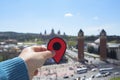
[77,29,84,61]
[100,29,107,61]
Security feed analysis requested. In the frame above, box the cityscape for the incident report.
[0,0,120,80]
[0,29,120,80]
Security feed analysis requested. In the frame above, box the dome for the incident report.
[94,38,100,44]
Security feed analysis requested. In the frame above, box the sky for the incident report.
[0,0,120,36]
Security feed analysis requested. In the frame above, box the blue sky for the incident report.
[0,0,120,36]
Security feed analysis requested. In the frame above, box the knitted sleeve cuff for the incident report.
[0,57,29,80]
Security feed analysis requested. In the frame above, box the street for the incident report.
[33,49,120,80]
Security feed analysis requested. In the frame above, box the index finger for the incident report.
[31,46,47,52]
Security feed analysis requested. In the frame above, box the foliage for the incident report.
[87,46,95,53]
[37,40,44,45]
[67,40,76,48]
[110,77,120,80]
[109,40,120,43]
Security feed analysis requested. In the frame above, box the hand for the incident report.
[19,46,55,80]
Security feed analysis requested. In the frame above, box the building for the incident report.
[107,43,120,60]
[100,29,107,61]
[77,29,84,61]
[87,38,120,60]
[39,29,67,42]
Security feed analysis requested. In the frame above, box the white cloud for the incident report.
[64,13,73,17]
[93,16,99,20]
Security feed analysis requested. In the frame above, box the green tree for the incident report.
[87,46,95,53]
[67,41,76,48]
[37,40,44,45]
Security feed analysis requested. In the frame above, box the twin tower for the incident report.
[77,29,107,61]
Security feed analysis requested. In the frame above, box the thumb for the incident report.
[39,50,56,59]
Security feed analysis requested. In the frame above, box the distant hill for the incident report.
[0,31,39,42]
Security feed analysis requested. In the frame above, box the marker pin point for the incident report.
[47,37,66,63]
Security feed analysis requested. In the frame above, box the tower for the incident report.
[57,30,61,35]
[51,29,55,35]
[100,29,107,61]
[44,30,47,35]
[77,29,84,61]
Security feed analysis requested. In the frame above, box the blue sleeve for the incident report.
[0,57,29,80]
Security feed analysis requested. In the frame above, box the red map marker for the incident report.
[47,37,66,63]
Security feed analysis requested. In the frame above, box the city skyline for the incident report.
[0,0,120,36]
